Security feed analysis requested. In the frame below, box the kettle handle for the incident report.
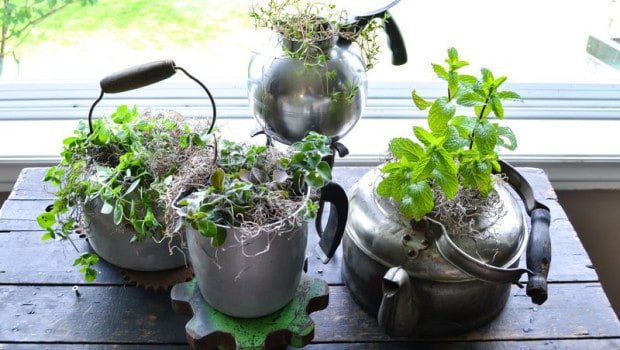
[499,160,551,305]
[425,161,551,304]
[314,182,349,263]
[382,12,407,66]
[338,9,407,66]
[87,59,217,136]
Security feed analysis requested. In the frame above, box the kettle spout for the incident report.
[377,266,419,336]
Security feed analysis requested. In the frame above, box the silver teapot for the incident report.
[248,0,407,145]
[342,161,551,336]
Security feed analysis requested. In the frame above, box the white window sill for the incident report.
[2,80,620,191]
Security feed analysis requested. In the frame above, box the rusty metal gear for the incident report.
[120,265,194,292]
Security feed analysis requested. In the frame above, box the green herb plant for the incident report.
[377,48,521,222]
[36,105,213,281]
[175,131,333,247]
[249,0,384,102]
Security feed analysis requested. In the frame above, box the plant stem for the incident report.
[468,87,493,149]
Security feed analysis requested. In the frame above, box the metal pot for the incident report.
[342,161,551,336]
[182,182,348,318]
[84,198,187,271]
[247,0,407,145]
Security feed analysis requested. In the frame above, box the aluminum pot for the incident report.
[342,161,551,336]
[84,198,187,271]
[181,182,348,318]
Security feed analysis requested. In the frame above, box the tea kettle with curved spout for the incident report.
[342,161,551,336]
[248,0,407,145]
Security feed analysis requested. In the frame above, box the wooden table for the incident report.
[1,167,619,349]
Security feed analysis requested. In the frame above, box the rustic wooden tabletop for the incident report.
[1,167,619,349]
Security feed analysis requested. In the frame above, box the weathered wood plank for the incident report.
[307,339,620,349]
[0,219,596,285]
[311,284,620,343]
[0,285,189,344]
[2,339,620,349]
[0,283,617,344]
[6,168,55,201]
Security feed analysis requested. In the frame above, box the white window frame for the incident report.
[1,79,620,191]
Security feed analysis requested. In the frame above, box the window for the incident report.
[1,0,620,191]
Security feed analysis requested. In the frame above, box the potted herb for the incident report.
[174,131,348,318]
[341,48,551,336]
[36,59,218,283]
[36,104,214,282]
[248,0,407,144]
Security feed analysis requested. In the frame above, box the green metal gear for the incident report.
[171,273,329,349]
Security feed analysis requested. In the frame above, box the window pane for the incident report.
[0,0,618,83]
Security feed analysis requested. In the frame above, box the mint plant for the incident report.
[377,48,521,221]
[36,105,213,281]
[175,131,333,247]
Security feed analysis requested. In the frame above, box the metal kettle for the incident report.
[342,161,551,336]
[247,0,407,145]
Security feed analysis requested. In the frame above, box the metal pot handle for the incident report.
[425,160,551,305]
[87,59,217,135]
[314,182,349,264]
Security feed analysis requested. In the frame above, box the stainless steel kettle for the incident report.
[342,161,551,336]
[247,0,407,145]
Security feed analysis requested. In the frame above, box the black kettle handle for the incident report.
[315,182,349,264]
[338,11,407,66]
[382,12,407,66]
[499,160,552,305]
[87,59,216,135]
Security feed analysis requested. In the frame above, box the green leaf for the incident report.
[198,220,218,238]
[389,137,423,161]
[450,115,477,136]
[37,211,56,229]
[377,171,409,201]
[316,161,332,181]
[490,95,505,119]
[305,171,324,189]
[411,155,434,182]
[124,178,140,196]
[481,68,494,84]
[41,232,54,240]
[211,226,227,247]
[457,91,485,107]
[84,268,98,283]
[496,90,522,101]
[428,97,456,132]
[210,168,225,192]
[113,202,123,225]
[432,63,448,80]
[441,125,469,152]
[460,160,494,195]
[497,126,517,150]
[400,181,434,221]
[447,47,459,63]
[431,166,459,199]
[448,71,459,98]
[494,76,507,88]
[101,201,114,215]
[413,126,436,147]
[433,148,458,174]
[412,90,432,110]
[473,121,497,155]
